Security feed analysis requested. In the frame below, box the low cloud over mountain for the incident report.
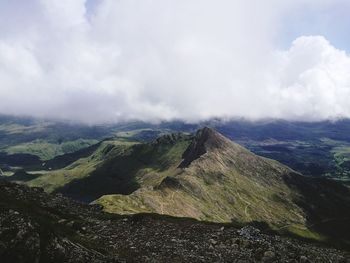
[0,0,350,123]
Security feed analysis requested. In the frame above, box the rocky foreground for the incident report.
[0,180,349,263]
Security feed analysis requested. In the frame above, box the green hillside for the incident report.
[93,129,308,234]
[27,133,191,201]
[17,127,350,245]
[94,128,350,244]
[3,114,350,181]
[5,139,99,160]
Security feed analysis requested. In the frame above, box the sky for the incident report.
[0,0,350,124]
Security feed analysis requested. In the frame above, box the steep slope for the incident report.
[0,180,349,263]
[96,128,350,242]
[21,127,350,243]
[25,139,139,198]
[26,133,191,201]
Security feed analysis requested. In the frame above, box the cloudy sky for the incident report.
[1,0,350,123]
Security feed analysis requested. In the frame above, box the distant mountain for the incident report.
[3,114,350,180]
[0,114,112,167]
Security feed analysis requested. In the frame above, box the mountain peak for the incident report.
[195,126,216,137]
[195,126,227,145]
[179,127,229,168]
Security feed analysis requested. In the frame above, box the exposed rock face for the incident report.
[179,127,229,167]
[0,180,349,262]
[156,176,182,190]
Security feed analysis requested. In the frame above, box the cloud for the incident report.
[267,36,350,120]
[0,0,349,123]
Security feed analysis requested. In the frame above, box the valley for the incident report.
[2,115,350,181]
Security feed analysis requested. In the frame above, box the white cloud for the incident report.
[38,0,87,28]
[0,0,349,123]
[268,36,350,120]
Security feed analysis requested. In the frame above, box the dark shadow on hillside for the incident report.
[283,174,350,247]
[0,152,41,168]
[54,151,142,203]
[44,142,102,170]
[55,135,190,203]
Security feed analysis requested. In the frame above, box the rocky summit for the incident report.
[0,180,349,262]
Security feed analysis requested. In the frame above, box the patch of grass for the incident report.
[6,139,99,160]
[285,225,326,241]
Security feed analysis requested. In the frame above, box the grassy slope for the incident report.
[5,139,99,161]
[96,129,350,243]
[26,140,137,192]
[13,126,350,244]
[26,134,191,201]
[96,132,315,238]
[0,115,115,163]
[3,114,350,181]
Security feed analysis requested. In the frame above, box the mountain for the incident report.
[3,114,350,180]
[19,127,350,244]
[92,128,350,244]
[0,180,348,262]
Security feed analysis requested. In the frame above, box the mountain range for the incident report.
[2,115,350,181]
[6,127,348,247]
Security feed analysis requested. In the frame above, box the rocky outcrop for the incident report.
[179,127,230,167]
[0,180,349,262]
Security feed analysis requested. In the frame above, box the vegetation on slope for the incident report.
[96,129,307,232]
[26,140,138,195]
[5,139,99,160]
[95,128,350,245]
[26,133,191,202]
[3,114,350,180]
[2,116,350,244]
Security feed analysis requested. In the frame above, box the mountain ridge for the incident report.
[10,127,350,244]
[94,128,350,244]
[179,127,235,167]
